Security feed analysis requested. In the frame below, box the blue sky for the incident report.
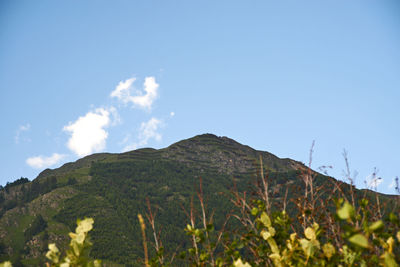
[1,1,399,194]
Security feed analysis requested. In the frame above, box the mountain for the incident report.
[0,134,397,266]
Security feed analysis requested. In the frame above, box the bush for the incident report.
[45,218,101,267]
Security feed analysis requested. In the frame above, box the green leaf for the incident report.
[75,232,85,244]
[0,261,12,267]
[269,253,281,262]
[71,240,80,256]
[337,202,354,220]
[251,207,258,216]
[48,243,59,253]
[389,213,398,223]
[268,226,276,237]
[386,237,395,253]
[76,218,94,234]
[290,233,297,242]
[259,212,272,227]
[300,239,312,258]
[304,227,316,240]
[194,229,201,237]
[200,252,208,261]
[234,258,252,267]
[348,234,369,248]
[267,237,280,255]
[261,230,271,240]
[368,220,384,232]
[300,238,320,259]
[322,243,335,260]
[360,199,369,208]
[383,252,399,267]
[46,243,60,263]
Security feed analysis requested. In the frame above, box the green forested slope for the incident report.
[0,134,397,266]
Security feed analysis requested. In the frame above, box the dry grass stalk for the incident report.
[145,197,164,265]
[138,214,150,267]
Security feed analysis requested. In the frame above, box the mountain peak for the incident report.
[170,133,248,149]
[37,133,303,182]
[161,133,302,175]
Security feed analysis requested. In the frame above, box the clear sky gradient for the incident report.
[1,1,399,194]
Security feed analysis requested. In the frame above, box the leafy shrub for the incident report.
[45,218,101,267]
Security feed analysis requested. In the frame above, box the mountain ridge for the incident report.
[36,133,305,182]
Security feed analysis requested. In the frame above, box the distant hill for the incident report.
[0,134,397,266]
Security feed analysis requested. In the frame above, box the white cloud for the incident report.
[108,106,121,126]
[110,78,136,103]
[139,117,162,142]
[170,111,175,117]
[110,76,159,110]
[123,142,137,152]
[123,117,162,151]
[26,153,65,169]
[63,107,115,157]
[19,124,30,131]
[15,123,31,144]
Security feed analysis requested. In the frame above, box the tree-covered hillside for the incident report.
[0,134,398,266]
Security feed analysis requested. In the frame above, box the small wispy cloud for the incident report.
[110,76,159,110]
[110,77,136,104]
[15,123,31,144]
[26,153,65,169]
[108,106,121,126]
[123,117,163,151]
[63,107,117,157]
[170,111,175,117]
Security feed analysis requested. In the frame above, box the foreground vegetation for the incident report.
[134,158,400,266]
[3,155,400,266]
